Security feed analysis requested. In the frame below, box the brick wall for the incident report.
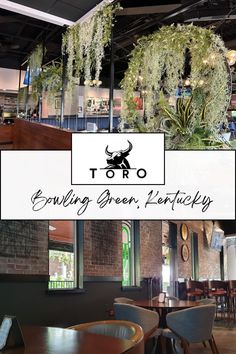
[0,221,48,275]
[175,221,220,280]
[140,221,162,278]
[0,220,221,281]
[84,221,122,277]
[84,220,163,279]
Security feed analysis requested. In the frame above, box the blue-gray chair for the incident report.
[114,303,161,354]
[163,304,218,354]
[198,298,216,305]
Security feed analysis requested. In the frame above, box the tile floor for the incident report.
[189,327,236,354]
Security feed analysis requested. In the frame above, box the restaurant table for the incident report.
[134,299,199,327]
[1,325,140,354]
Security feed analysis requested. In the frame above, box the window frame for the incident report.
[47,220,84,294]
[122,220,141,290]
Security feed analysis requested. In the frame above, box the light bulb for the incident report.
[184,79,191,86]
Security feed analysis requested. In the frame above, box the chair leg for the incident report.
[212,335,219,354]
[208,338,217,354]
[160,335,167,354]
[202,341,207,348]
[181,340,190,354]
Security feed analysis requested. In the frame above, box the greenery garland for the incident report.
[121,24,231,149]
[62,2,120,87]
[29,43,43,79]
[31,61,62,101]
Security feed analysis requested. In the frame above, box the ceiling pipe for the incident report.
[160,0,207,21]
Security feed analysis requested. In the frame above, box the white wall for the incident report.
[0,68,26,91]
[224,236,236,280]
[43,85,124,118]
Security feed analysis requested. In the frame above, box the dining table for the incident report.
[134,299,200,327]
[1,325,142,354]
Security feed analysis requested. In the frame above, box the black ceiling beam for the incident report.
[160,0,207,21]
[117,4,181,16]
[114,0,207,43]
[0,31,40,43]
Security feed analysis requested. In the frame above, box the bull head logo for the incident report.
[105,140,133,169]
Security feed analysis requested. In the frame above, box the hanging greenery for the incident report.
[17,86,28,105]
[121,24,231,149]
[62,2,120,87]
[31,60,62,101]
[29,43,44,79]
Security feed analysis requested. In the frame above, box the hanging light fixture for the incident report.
[226,50,236,66]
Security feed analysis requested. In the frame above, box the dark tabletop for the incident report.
[134,299,199,310]
[2,325,136,354]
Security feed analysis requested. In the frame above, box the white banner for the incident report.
[0,150,235,220]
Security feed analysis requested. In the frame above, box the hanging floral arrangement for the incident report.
[29,43,44,79]
[17,86,28,105]
[121,24,232,149]
[31,60,63,102]
[62,2,120,87]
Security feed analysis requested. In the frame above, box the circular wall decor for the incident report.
[181,244,190,262]
[180,223,189,241]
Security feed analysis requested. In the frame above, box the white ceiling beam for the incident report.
[0,0,75,26]
[117,4,181,16]
[76,0,114,23]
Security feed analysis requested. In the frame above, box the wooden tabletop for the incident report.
[134,299,199,310]
[1,326,137,354]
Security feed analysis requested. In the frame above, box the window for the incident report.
[122,221,140,287]
[48,221,83,290]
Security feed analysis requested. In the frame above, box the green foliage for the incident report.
[17,86,28,104]
[121,24,231,149]
[29,43,44,79]
[49,250,73,266]
[31,61,62,101]
[62,2,121,87]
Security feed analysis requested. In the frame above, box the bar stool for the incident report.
[186,280,205,300]
[207,280,229,320]
[229,280,236,322]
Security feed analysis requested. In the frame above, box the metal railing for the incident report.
[48,280,75,290]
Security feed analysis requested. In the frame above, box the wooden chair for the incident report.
[114,297,135,304]
[186,280,204,300]
[207,280,229,319]
[68,319,144,344]
[229,280,236,321]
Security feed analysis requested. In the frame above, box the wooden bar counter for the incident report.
[13,119,72,150]
[0,119,72,150]
[0,123,13,148]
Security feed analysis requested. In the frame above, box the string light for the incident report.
[184,79,191,86]
[226,50,236,66]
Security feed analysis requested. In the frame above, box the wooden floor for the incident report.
[187,327,236,354]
